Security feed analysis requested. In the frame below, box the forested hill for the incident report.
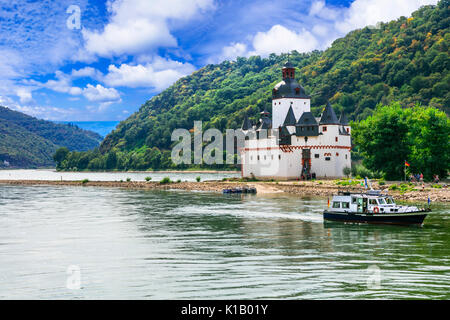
[55,1,449,172]
[0,106,102,167]
[100,1,448,157]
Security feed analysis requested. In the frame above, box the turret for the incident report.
[271,61,311,129]
[282,106,296,134]
[339,112,351,135]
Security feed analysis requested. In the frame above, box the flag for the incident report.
[428,197,431,206]
[327,198,330,207]
[405,160,410,167]
[364,177,368,189]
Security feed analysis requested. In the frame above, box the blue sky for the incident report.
[0,0,438,121]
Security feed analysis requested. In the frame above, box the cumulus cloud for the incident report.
[103,57,196,91]
[28,70,121,106]
[249,25,319,56]
[0,95,79,121]
[15,88,33,104]
[219,43,248,61]
[218,0,438,61]
[30,71,82,96]
[82,84,121,103]
[71,67,103,80]
[335,0,439,33]
[82,0,214,58]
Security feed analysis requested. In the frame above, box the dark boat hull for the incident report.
[323,210,428,226]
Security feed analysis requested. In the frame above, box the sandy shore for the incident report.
[0,179,448,203]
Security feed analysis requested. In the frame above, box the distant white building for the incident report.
[240,61,351,180]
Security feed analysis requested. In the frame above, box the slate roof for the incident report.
[241,114,252,130]
[283,61,294,69]
[255,108,271,130]
[319,102,339,125]
[296,111,318,126]
[280,125,291,136]
[339,112,349,126]
[283,106,297,126]
[272,79,310,99]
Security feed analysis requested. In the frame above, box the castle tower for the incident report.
[272,61,311,129]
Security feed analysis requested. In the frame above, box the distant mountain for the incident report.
[0,106,102,168]
[54,121,120,138]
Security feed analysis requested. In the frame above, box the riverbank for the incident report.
[1,179,448,203]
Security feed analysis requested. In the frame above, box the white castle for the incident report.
[240,61,351,180]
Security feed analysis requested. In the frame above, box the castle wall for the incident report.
[241,125,352,180]
[272,98,310,129]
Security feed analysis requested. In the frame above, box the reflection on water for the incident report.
[0,185,448,299]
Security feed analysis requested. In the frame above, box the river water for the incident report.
[0,169,240,182]
[0,185,448,299]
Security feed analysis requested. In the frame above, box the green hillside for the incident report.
[0,106,102,168]
[56,1,449,172]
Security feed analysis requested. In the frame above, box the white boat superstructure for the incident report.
[324,190,429,226]
[330,190,421,214]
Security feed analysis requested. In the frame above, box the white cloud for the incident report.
[82,0,214,57]
[27,70,121,107]
[0,95,79,121]
[250,25,319,57]
[71,67,103,80]
[30,71,82,95]
[335,0,439,33]
[82,84,121,103]
[103,57,196,91]
[217,0,439,62]
[15,88,33,104]
[309,0,340,20]
[219,43,248,61]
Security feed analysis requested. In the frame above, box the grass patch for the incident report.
[160,177,172,184]
[389,183,416,194]
[335,179,360,186]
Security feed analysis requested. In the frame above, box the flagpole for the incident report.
[404,160,406,182]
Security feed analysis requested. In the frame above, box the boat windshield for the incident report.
[378,198,386,205]
[385,197,394,204]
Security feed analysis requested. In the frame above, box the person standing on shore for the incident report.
[434,175,440,184]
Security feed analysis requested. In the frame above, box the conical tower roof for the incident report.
[339,112,349,126]
[241,114,252,130]
[283,106,296,126]
[319,102,339,125]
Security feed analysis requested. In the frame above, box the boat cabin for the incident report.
[330,190,409,214]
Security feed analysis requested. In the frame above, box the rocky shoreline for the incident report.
[0,179,448,203]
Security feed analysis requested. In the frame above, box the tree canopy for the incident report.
[352,103,449,180]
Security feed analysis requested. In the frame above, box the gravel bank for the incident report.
[1,179,448,203]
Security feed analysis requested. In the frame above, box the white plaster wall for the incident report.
[272,98,310,128]
[241,122,352,179]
